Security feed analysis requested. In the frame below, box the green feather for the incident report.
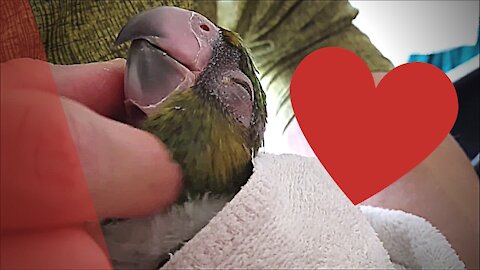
[141,89,253,203]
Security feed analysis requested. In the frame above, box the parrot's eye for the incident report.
[215,71,254,128]
[231,77,252,100]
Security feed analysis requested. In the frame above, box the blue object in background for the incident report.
[408,24,479,73]
[408,21,480,174]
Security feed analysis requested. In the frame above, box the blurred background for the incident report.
[263,0,479,174]
[350,0,478,68]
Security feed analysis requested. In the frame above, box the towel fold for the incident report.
[359,205,465,269]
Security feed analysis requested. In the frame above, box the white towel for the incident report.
[104,153,465,269]
[359,206,465,269]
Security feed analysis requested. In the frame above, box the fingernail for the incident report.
[106,58,126,65]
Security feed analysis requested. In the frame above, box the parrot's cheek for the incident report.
[124,40,196,126]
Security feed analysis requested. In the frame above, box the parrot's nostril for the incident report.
[200,24,210,31]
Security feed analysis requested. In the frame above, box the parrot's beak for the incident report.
[115,6,220,125]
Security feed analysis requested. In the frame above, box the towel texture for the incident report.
[104,153,464,269]
[162,153,393,269]
[359,206,465,269]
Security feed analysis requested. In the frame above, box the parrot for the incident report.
[101,6,267,269]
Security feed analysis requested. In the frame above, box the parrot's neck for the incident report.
[142,89,253,202]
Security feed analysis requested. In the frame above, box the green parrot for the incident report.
[102,6,267,269]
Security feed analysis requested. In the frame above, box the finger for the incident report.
[60,97,182,218]
[1,58,56,93]
[2,87,181,232]
[1,88,100,231]
[51,59,127,119]
[1,58,127,118]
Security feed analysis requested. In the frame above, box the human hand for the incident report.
[1,58,182,268]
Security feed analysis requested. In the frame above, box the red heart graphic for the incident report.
[290,47,458,205]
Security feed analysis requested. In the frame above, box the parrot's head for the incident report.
[115,6,267,201]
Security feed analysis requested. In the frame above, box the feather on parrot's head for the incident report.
[115,6,266,153]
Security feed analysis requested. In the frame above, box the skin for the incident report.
[1,58,183,269]
[284,72,480,269]
[2,58,183,219]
